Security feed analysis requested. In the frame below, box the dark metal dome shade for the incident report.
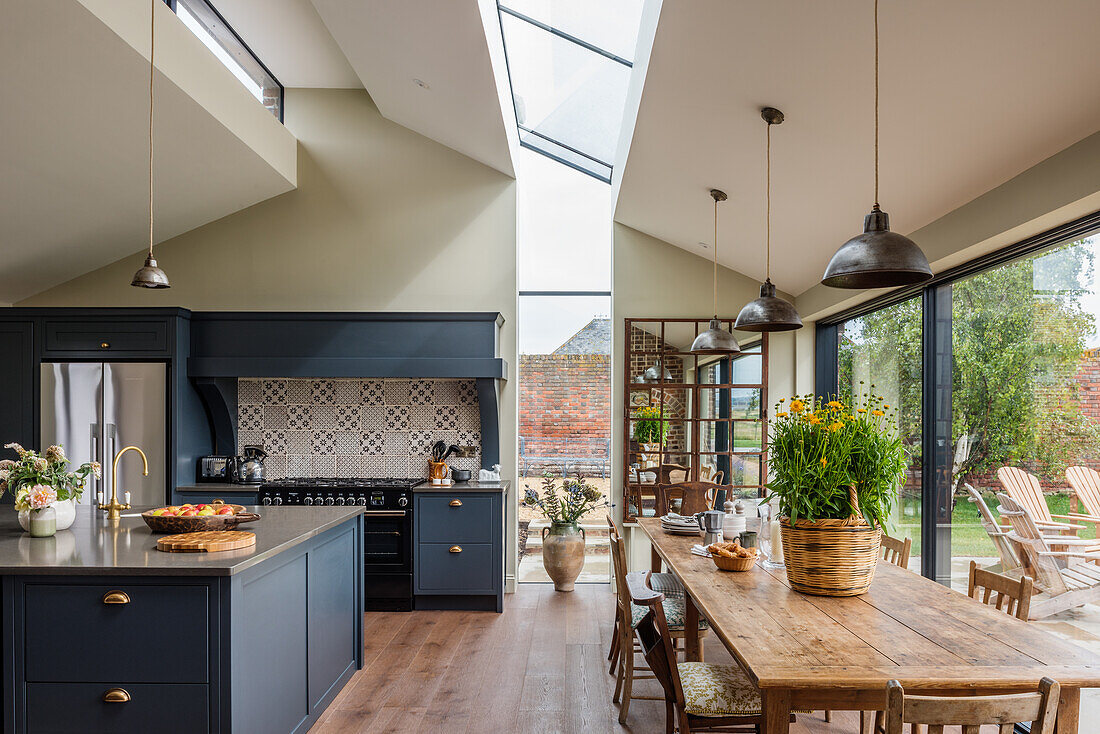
[735,279,802,332]
[821,205,932,289]
[131,254,170,288]
[689,319,741,354]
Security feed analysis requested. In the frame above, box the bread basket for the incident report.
[711,551,758,572]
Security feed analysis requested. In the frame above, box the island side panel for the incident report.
[229,517,362,734]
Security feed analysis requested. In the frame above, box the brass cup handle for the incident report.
[103,688,131,703]
[449,499,462,507]
[102,590,130,605]
[449,545,462,553]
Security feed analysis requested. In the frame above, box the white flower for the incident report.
[27,484,57,510]
[4,442,26,456]
[0,469,9,482]
[32,457,48,472]
[0,459,14,470]
[44,445,66,463]
[90,461,102,479]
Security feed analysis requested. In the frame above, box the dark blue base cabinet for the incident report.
[1,519,363,734]
[413,490,504,613]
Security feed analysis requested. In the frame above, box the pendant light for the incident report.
[690,190,741,354]
[821,0,931,289]
[735,108,803,332]
[131,0,170,289]
[642,358,673,383]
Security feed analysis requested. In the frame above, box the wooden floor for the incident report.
[309,584,856,734]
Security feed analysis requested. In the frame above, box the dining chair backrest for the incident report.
[880,533,912,569]
[1065,466,1100,517]
[994,494,1069,596]
[699,465,725,486]
[882,677,1059,734]
[607,515,633,624]
[656,481,717,517]
[625,570,683,709]
[997,467,1054,524]
[967,560,1033,621]
[966,484,1021,571]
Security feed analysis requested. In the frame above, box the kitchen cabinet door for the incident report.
[0,322,34,503]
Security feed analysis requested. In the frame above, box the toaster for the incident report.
[198,455,232,483]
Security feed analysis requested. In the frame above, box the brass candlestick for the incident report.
[101,446,148,521]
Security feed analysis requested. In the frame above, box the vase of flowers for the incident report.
[766,390,905,597]
[523,473,607,592]
[2,442,100,535]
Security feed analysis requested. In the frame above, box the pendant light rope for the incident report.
[765,122,771,281]
[712,194,719,316]
[148,0,155,259]
[873,0,879,207]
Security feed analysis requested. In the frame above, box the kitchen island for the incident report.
[0,505,364,734]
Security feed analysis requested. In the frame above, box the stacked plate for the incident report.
[660,513,701,536]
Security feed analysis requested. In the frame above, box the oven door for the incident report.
[362,510,410,572]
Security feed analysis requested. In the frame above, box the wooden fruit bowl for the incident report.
[141,501,260,534]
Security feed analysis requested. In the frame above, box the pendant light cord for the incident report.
[765,122,771,281]
[712,195,719,317]
[873,0,879,207]
[148,0,155,258]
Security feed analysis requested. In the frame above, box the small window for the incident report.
[169,0,283,121]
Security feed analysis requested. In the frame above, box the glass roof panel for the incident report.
[501,0,645,61]
[498,9,633,180]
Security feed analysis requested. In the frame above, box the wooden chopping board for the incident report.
[157,530,256,553]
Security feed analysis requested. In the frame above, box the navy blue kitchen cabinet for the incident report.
[0,517,363,734]
[413,490,504,612]
[0,323,34,505]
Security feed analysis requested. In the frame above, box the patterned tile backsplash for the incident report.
[237,378,481,480]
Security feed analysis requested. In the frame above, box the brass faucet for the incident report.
[101,446,149,521]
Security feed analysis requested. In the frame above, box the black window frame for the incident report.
[816,209,1100,583]
[163,0,284,123]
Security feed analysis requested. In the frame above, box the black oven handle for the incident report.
[360,510,407,517]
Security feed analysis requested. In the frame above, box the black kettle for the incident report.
[233,446,267,485]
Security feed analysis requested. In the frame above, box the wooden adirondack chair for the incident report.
[995,493,1100,619]
[965,484,1020,572]
[1064,466,1100,523]
[996,467,1088,536]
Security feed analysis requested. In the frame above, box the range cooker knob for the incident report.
[324,497,335,506]
[336,497,346,506]
[273,496,283,506]
[356,497,367,506]
[397,496,408,507]
[261,497,272,506]
[303,496,313,506]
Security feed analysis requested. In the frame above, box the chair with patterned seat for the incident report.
[627,569,795,733]
[608,516,709,724]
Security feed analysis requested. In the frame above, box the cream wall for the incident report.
[611,222,808,567]
[18,88,522,589]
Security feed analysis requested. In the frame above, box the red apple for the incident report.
[216,506,234,515]
[181,510,198,517]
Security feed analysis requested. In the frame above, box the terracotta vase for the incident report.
[542,521,586,592]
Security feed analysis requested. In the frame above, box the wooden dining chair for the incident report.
[997,467,1087,536]
[967,560,1032,620]
[882,677,1059,734]
[880,533,912,569]
[626,570,781,734]
[656,481,718,517]
[608,518,709,724]
[657,463,690,486]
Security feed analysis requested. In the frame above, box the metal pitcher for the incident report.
[697,509,724,545]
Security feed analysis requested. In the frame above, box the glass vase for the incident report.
[28,506,57,538]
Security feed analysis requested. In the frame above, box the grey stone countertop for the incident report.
[0,504,362,576]
[413,480,510,493]
[175,484,262,493]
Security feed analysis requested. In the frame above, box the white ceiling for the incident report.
[203,0,362,88]
[310,0,516,177]
[614,0,1100,297]
[0,0,296,303]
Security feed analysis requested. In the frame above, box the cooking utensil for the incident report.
[697,510,725,545]
[451,469,471,483]
[431,440,446,462]
[234,446,266,485]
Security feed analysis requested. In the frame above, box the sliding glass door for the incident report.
[817,215,1100,586]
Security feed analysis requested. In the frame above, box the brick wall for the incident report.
[628,326,687,451]
[518,354,611,475]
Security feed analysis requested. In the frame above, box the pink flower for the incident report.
[27,484,56,510]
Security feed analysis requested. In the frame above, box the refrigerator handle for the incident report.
[90,424,102,505]
[104,423,117,504]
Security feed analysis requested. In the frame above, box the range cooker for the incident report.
[259,478,420,611]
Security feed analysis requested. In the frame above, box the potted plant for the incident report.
[766,391,905,596]
[633,405,669,470]
[523,472,607,592]
[1,442,100,536]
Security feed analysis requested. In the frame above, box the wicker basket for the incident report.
[712,552,758,572]
[779,486,882,596]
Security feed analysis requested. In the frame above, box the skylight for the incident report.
[496,0,646,182]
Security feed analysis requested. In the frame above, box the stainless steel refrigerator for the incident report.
[40,363,166,507]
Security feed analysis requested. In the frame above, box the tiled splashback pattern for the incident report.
[237,378,481,480]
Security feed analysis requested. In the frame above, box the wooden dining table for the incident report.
[638,518,1100,733]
